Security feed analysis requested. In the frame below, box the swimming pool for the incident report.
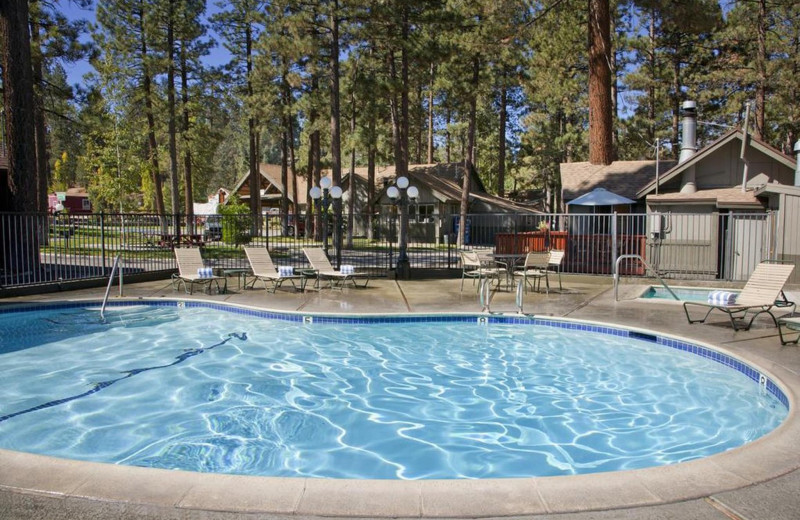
[639,286,740,302]
[0,301,788,480]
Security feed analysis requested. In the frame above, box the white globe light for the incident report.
[330,186,343,199]
[407,186,419,199]
[396,176,409,189]
[387,186,400,199]
[309,186,322,200]
[320,177,332,189]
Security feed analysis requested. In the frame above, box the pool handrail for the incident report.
[614,254,679,302]
[100,253,123,321]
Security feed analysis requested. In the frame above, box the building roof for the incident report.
[636,129,796,198]
[646,187,763,209]
[560,160,674,202]
[230,162,529,212]
[405,164,538,213]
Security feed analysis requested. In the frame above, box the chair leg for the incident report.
[779,321,800,345]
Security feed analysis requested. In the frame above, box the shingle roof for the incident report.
[646,187,762,208]
[636,129,796,198]
[231,162,531,212]
[560,160,675,201]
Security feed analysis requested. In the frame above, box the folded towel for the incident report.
[197,267,213,278]
[340,265,355,275]
[278,265,294,277]
[708,290,737,305]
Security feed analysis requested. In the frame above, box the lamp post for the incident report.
[387,176,419,279]
[309,177,343,259]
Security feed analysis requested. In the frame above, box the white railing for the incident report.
[100,253,123,321]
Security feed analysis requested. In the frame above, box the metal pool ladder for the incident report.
[100,253,123,321]
[614,254,678,302]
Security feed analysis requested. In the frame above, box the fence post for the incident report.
[611,212,618,275]
[100,211,106,274]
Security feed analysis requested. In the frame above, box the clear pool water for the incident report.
[0,304,786,479]
[639,286,739,302]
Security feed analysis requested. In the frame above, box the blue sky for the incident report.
[59,0,231,88]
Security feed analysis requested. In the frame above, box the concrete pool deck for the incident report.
[1,275,800,520]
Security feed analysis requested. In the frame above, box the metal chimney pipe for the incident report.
[794,139,800,187]
[679,101,697,163]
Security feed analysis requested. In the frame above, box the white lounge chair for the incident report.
[302,247,369,289]
[172,248,227,295]
[777,315,800,345]
[460,251,506,292]
[548,250,565,291]
[684,262,795,330]
[243,246,306,293]
[512,251,551,294]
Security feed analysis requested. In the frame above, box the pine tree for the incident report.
[1,0,38,213]
[212,0,267,233]
[95,0,167,218]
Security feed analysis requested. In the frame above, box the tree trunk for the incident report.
[167,0,180,234]
[288,112,299,240]
[347,86,356,248]
[588,0,614,165]
[445,107,451,163]
[648,10,656,144]
[754,0,767,140]
[458,57,479,247]
[367,115,376,241]
[671,50,680,156]
[180,38,194,233]
[330,1,342,264]
[30,1,48,214]
[306,75,319,241]
[306,130,315,240]
[312,127,322,240]
[138,5,165,219]
[427,64,435,164]
[0,0,40,277]
[246,21,260,236]
[415,82,423,164]
[497,72,507,198]
[280,127,288,235]
[399,17,409,179]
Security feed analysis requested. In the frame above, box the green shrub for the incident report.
[217,197,252,245]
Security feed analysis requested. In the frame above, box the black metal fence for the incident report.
[0,210,789,289]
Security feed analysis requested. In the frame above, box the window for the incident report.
[82,198,91,211]
[410,204,435,223]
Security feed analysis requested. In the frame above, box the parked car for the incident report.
[286,215,305,237]
[203,215,223,241]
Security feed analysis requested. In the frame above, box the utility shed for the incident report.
[756,183,800,284]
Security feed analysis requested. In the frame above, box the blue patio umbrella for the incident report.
[567,187,635,207]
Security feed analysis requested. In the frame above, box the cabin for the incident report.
[230,164,307,214]
[48,188,92,214]
[559,101,800,280]
[372,163,539,245]
[229,162,538,243]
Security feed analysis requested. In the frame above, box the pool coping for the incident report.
[635,285,743,304]
[1,296,800,518]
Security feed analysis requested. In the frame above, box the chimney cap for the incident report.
[682,100,697,111]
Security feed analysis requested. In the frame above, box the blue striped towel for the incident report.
[708,290,737,305]
[196,267,214,278]
[278,266,294,277]
[340,265,355,275]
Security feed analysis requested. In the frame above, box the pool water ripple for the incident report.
[0,305,787,479]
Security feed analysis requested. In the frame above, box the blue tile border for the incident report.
[0,300,789,410]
